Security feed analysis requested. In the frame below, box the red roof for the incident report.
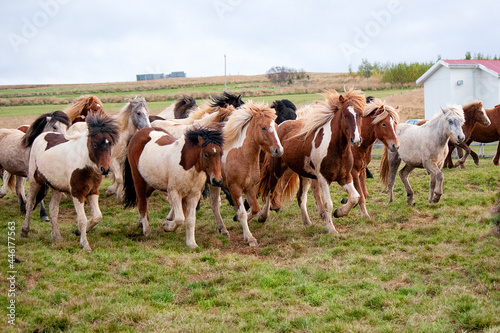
[442,59,500,75]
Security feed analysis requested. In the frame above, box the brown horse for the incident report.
[208,101,283,246]
[458,104,500,166]
[123,126,223,249]
[64,95,106,124]
[258,89,365,234]
[442,101,491,168]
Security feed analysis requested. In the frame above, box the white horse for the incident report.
[380,104,465,205]
[105,97,151,199]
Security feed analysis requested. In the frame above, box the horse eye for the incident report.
[261,126,267,131]
[382,123,386,127]
[93,143,97,149]
[203,153,208,158]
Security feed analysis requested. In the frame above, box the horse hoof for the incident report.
[20,229,29,238]
[74,229,81,236]
[233,215,239,222]
[340,198,348,204]
[0,193,5,199]
[248,240,258,247]
[270,207,281,212]
[41,215,50,222]
[333,209,339,218]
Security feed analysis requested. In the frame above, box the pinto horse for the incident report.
[64,95,105,124]
[0,111,70,220]
[380,104,465,205]
[104,97,152,199]
[123,126,223,249]
[155,96,198,120]
[208,101,283,246]
[439,101,491,168]
[21,115,119,252]
[258,89,365,233]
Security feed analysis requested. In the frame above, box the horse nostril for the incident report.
[100,167,109,175]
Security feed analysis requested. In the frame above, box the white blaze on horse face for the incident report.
[348,106,361,144]
[269,120,283,155]
[481,108,492,126]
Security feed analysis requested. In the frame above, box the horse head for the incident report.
[272,99,297,125]
[441,105,465,144]
[185,127,224,187]
[86,115,119,175]
[21,111,70,148]
[249,103,283,157]
[473,101,491,127]
[82,96,104,119]
[363,99,400,152]
[127,97,151,130]
[338,93,363,147]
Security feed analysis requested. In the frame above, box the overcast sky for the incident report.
[1,0,498,85]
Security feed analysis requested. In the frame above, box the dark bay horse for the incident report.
[21,115,119,252]
[0,111,70,220]
[123,126,223,249]
[442,101,491,168]
[208,101,283,246]
[259,89,365,234]
[460,103,500,166]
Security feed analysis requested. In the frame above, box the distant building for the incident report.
[136,71,186,81]
[416,60,500,119]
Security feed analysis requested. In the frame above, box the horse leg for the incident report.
[21,180,42,238]
[493,143,500,166]
[387,151,401,203]
[353,169,370,219]
[86,194,102,232]
[105,158,119,197]
[0,170,10,198]
[39,200,49,222]
[334,181,360,221]
[15,176,27,214]
[454,142,472,168]
[245,187,261,222]
[183,195,199,249]
[48,191,63,242]
[162,191,184,232]
[134,177,152,237]
[232,187,257,246]
[424,162,444,203]
[270,168,294,211]
[314,177,339,234]
[72,196,91,252]
[310,178,325,222]
[258,194,271,223]
[444,145,455,169]
[209,185,229,238]
[298,177,313,227]
[105,168,117,197]
[399,164,416,206]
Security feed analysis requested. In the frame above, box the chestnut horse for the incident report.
[258,89,365,234]
[0,111,70,220]
[123,126,223,249]
[458,103,500,166]
[21,115,119,252]
[64,95,106,124]
[380,104,465,205]
[441,101,491,168]
[208,101,283,246]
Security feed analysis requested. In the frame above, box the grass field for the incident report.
[0,157,499,332]
[0,76,498,332]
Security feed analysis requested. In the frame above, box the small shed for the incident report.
[416,60,500,119]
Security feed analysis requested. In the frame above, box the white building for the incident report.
[416,60,500,119]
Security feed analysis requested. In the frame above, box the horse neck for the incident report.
[463,106,478,131]
[360,117,377,147]
[180,138,201,172]
[329,111,351,152]
[427,115,452,146]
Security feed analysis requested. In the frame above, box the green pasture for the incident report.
[0,89,412,118]
[0,158,498,332]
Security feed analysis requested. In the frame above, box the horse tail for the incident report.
[122,156,137,208]
[35,183,48,208]
[5,172,16,191]
[280,172,300,204]
[379,146,389,187]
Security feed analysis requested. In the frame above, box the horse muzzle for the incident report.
[350,137,362,147]
[100,166,110,176]
[210,177,223,187]
[389,143,399,152]
[271,146,284,157]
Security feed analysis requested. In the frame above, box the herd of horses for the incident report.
[0,89,499,251]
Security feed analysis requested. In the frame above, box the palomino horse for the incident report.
[440,101,490,168]
[208,101,283,246]
[123,126,224,249]
[457,103,500,166]
[64,95,105,124]
[258,89,365,234]
[21,115,119,252]
[380,104,465,205]
[0,111,70,220]
[105,97,152,198]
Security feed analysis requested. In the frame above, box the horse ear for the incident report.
[441,106,446,114]
[372,106,384,117]
[339,95,345,103]
[395,106,400,110]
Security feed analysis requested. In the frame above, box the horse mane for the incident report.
[272,99,297,124]
[363,98,400,124]
[64,95,103,122]
[223,100,276,149]
[210,91,244,108]
[21,111,70,147]
[214,105,236,122]
[185,126,224,148]
[426,104,464,125]
[174,97,197,119]
[87,115,120,145]
[115,96,147,132]
[294,88,365,139]
[462,101,482,114]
